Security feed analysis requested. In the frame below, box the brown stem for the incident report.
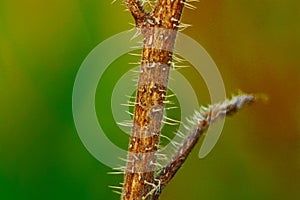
[125,0,147,26]
[122,0,185,200]
[153,94,256,199]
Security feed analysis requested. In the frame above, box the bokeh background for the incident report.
[0,0,299,199]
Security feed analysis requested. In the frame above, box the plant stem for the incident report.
[121,1,256,200]
[122,1,185,199]
[152,94,255,199]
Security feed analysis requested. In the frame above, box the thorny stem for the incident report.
[122,1,256,200]
[122,0,185,200]
[152,94,255,199]
[124,0,148,26]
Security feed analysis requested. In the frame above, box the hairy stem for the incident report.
[121,1,256,200]
[153,94,255,199]
[124,0,147,26]
[122,0,185,200]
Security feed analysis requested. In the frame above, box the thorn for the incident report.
[162,120,179,126]
[108,185,123,190]
[176,23,192,31]
[171,17,179,22]
[165,106,178,110]
[182,122,191,130]
[121,103,136,107]
[186,117,196,125]
[112,166,126,171]
[128,52,141,57]
[171,141,181,148]
[200,106,209,113]
[107,171,125,175]
[150,160,163,168]
[144,180,157,188]
[125,110,134,116]
[128,61,141,65]
[156,153,168,160]
[176,131,185,138]
[131,28,142,40]
[160,134,172,142]
[112,190,122,195]
[129,69,140,73]
[173,54,185,63]
[163,100,174,105]
[117,121,133,127]
[162,93,176,98]
[172,65,191,70]
[163,115,181,123]
[111,0,117,4]
[183,2,197,10]
[142,179,161,199]
[131,154,139,160]
[118,157,134,163]
[128,22,135,27]
[125,94,136,99]
[130,45,143,49]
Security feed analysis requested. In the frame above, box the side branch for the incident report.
[125,0,148,25]
[153,94,256,199]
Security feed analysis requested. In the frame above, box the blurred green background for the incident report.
[0,0,299,199]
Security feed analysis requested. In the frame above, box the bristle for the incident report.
[165,106,178,110]
[118,157,134,163]
[175,23,192,31]
[121,103,136,107]
[171,141,181,148]
[162,120,179,126]
[130,28,142,40]
[112,190,123,195]
[172,64,190,70]
[150,160,163,168]
[128,52,141,57]
[160,134,172,142]
[108,185,123,190]
[156,153,168,160]
[112,166,126,171]
[107,171,125,175]
[125,94,136,99]
[183,2,197,10]
[173,54,185,63]
[142,179,161,200]
[162,93,176,98]
[163,115,181,123]
[130,45,143,49]
[128,61,141,65]
[175,132,185,139]
[117,120,133,127]
[162,100,174,104]
[125,110,134,116]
